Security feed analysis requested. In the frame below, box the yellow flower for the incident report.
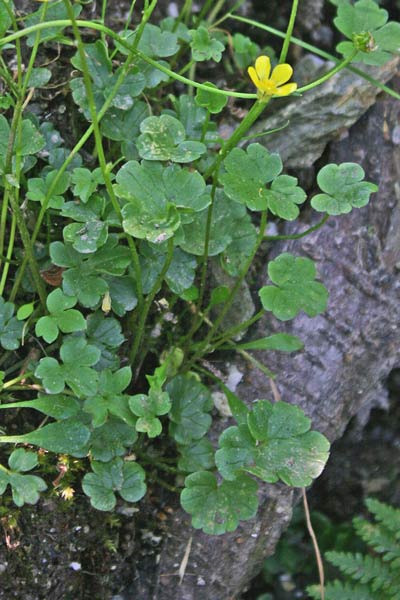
[248,56,297,98]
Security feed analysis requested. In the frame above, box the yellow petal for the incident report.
[274,82,297,96]
[255,56,271,81]
[257,80,278,94]
[270,64,293,86]
[248,66,261,88]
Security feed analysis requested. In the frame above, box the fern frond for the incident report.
[307,580,378,600]
[354,520,400,563]
[326,551,391,592]
[366,499,400,539]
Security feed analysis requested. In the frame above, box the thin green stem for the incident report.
[1,7,49,307]
[203,99,270,181]
[130,238,174,369]
[210,309,265,347]
[233,344,275,378]
[0,214,16,296]
[185,211,268,370]
[206,0,227,25]
[174,0,192,29]
[279,0,299,63]
[182,100,270,353]
[195,0,214,24]
[8,192,47,307]
[2,372,34,391]
[297,52,357,94]
[138,455,179,474]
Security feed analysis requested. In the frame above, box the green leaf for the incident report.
[180,190,250,257]
[86,417,138,462]
[190,26,225,62]
[63,220,108,254]
[8,448,38,472]
[0,467,42,507]
[71,167,104,203]
[122,197,180,244]
[129,390,171,438]
[181,471,258,534]
[237,333,304,352]
[0,394,81,419]
[232,33,260,69]
[35,336,100,396]
[136,115,206,163]
[0,0,12,37]
[0,116,45,159]
[27,68,51,88]
[220,144,305,217]
[117,24,179,58]
[334,0,388,40]
[86,312,125,369]
[116,160,210,218]
[0,297,23,350]
[216,400,330,486]
[168,94,218,142]
[61,195,109,254]
[267,175,307,220]
[17,120,46,156]
[16,302,34,320]
[178,439,215,473]
[82,457,146,511]
[25,1,82,46]
[311,163,378,215]
[195,82,228,114]
[83,368,136,428]
[101,100,148,142]
[25,395,80,419]
[259,253,329,321]
[71,40,112,88]
[50,237,131,307]
[8,472,47,507]
[27,170,70,209]
[35,289,86,343]
[138,243,197,295]
[116,160,210,243]
[167,374,213,445]
[0,419,91,454]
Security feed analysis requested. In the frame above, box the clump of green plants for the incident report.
[308,498,400,599]
[0,0,398,535]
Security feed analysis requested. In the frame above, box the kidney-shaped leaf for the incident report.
[259,253,329,321]
[136,115,206,163]
[82,457,146,511]
[181,471,258,535]
[216,400,330,487]
[312,163,378,215]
